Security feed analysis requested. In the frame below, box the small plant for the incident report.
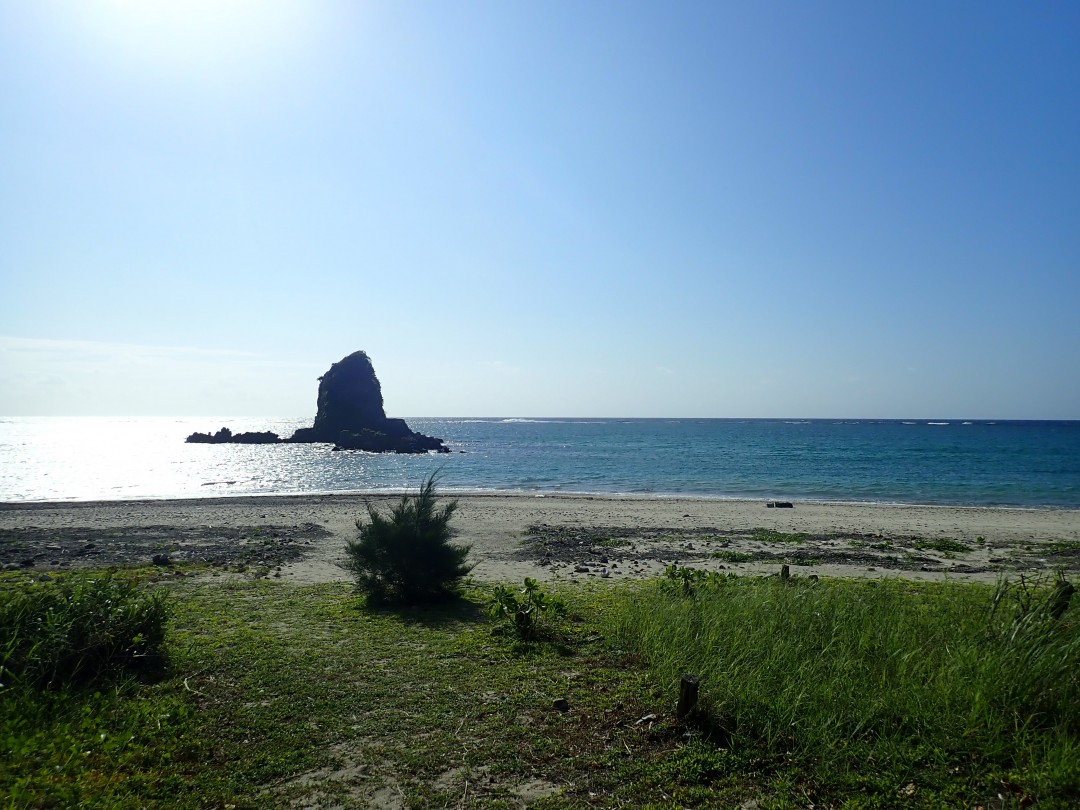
[0,572,168,691]
[661,565,734,595]
[750,529,806,544]
[711,550,753,563]
[914,538,972,554]
[487,578,566,640]
[344,474,473,605]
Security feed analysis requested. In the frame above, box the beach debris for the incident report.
[766,501,794,508]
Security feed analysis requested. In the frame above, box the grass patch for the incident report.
[711,550,754,563]
[749,529,807,544]
[1,570,168,691]
[1048,540,1080,552]
[913,538,973,554]
[605,573,1080,808]
[4,568,1078,808]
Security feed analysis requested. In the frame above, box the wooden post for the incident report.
[780,564,790,581]
[676,674,700,722]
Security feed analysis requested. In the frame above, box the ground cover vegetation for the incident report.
[1,570,168,690]
[2,563,1077,807]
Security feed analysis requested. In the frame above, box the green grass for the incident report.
[3,568,1078,808]
[1047,540,1080,552]
[750,529,807,544]
[711,550,754,563]
[1,570,168,690]
[606,573,1080,808]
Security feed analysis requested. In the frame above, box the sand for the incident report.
[2,494,1078,585]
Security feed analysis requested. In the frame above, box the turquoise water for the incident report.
[1,417,1078,507]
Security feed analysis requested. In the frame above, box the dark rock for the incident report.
[186,427,282,444]
[552,698,570,712]
[186,351,448,453]
[152,554,171,566]
[289,352,448,453]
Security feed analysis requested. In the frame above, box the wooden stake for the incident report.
[676,674,700,721]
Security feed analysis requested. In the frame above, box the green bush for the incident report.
[0,572,169,691]
[344,474,473,605]
[487,578,567,640]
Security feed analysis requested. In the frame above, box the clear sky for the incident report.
[1,1,1078,419]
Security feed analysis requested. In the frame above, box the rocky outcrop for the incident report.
[185,427,282,444]
[186,351,449,454]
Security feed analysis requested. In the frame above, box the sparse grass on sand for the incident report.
[2,567,1078,808]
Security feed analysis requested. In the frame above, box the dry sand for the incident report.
[3,494,1078,585]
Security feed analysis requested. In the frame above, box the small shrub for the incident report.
[0,572,168,691]
[661,564,735,595]
[712,550,753,564]
[344,474,473,605]
[487,578,566,640]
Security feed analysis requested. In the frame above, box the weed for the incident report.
[661,564,737,595]
[712,550,753,563]
[1048,540,1080,553]
[749,529,806,544]
[486,578,567,640]
[0,571,168,691]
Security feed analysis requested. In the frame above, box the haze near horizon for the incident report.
[1,2,1078,420]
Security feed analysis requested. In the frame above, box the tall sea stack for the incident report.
[186,351,449,454]
[289,351,448,453]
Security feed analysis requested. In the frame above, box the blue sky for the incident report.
[1,1,1078,418]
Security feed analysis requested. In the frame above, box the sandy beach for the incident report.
[2,493,1078,585]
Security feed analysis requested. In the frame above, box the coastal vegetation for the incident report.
[0,570,168,690]
[2,563,1077,807]
[487,577,567,641]
[343,474,473,605]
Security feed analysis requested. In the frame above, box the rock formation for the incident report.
[186,351,449,454]
[184,427,284,444]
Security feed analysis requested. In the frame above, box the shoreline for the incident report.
[3,488,1077,511]
[2,493,1078,586]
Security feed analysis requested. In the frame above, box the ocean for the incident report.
[1,417,1078,508]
